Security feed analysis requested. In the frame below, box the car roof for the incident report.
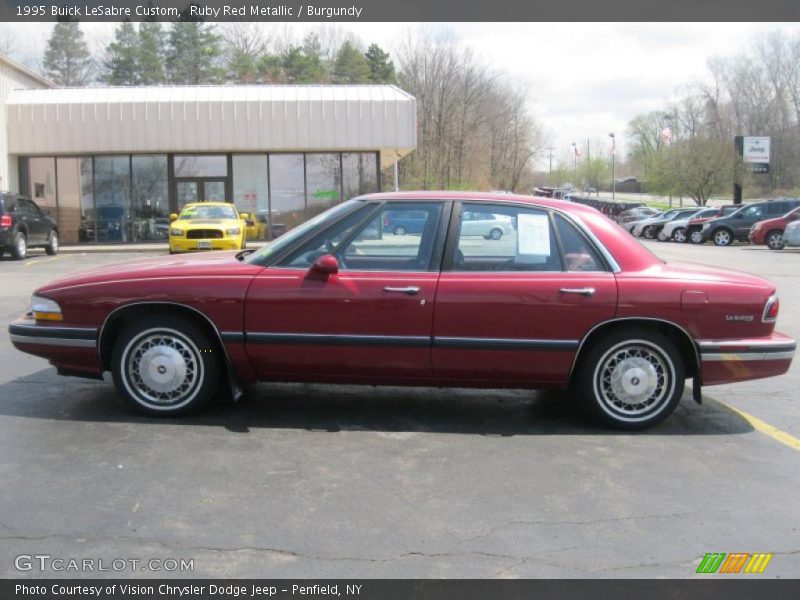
[182,201,234,209]
[355,191,601,218]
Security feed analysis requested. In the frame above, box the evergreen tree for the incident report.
[166,22,224,84]
[365,43,396,84]
[43,22,93,86]
[282,44,324,83]
[105,22,138,85]
[332,41,370,84]
[138,21,165,84]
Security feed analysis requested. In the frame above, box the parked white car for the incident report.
[461,210,515,240]
[783,219,800,248]
[658,208,717,242]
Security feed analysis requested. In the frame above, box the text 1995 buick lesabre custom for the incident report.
[9,192,795,429]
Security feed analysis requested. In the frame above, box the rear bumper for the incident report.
[698,332,795,385]
[9,315,102,377]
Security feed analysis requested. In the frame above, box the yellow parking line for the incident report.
[24,255,65,267]
[720,402,800,452]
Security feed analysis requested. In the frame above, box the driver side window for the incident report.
[280,202,442,271]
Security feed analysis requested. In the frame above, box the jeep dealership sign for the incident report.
[742,136,770,173]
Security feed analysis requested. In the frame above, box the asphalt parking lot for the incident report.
[1,242,799,579]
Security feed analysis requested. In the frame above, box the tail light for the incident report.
[0,214,11,228]
[763,294,780,322]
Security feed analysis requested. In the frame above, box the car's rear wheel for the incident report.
[766,230,784,250]
[575,329,685,430]
[45,230,59,255]
[643,226,656,239]
[689,228,704,244]
[393,225,406,236]
[10,232,26,260]
[112,316,220,416]
[488,227,503,240]
[672,227,687,243]
[712,228,733,246]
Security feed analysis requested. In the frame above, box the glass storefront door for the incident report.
[175,180,227,210]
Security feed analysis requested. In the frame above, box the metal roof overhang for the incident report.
[6,85,417,168]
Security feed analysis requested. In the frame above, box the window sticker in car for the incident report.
[517,213,551,256]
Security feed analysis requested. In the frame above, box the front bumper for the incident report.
[747,230,764,244]
[169,237,243,252]
[9,315,102,377]
[698,332,795,385]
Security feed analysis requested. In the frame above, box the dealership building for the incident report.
[0,54,417,244]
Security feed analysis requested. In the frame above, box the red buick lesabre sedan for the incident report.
[9,192,795,429]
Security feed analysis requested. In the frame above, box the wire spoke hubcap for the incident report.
[595,343,671,417]
[127,333,199,405]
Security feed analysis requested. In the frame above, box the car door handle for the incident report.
[383,286,421,295]
[559,287,596,297]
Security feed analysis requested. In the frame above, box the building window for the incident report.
[232,155,268,240]
[55,157,93,243]
[132,155,169,242]
[342,153,378,200]
[94,156,131,242]
[26,157,57,216]
[173,155,227,178]
[306,154,342,220]
[268,154,305,236]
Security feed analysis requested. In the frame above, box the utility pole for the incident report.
[609,132,616,200]
[547,146,555,174]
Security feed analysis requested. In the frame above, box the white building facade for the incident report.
[3,82,417,244]
[0,54,53,194]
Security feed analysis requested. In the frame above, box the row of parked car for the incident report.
[617,197,800,249]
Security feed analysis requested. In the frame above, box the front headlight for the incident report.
[170,228,184,236]
[226,228,241,236]
[753,222,763,231]
[31,295,63,322]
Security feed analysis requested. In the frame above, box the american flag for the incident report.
[661,126,673,145]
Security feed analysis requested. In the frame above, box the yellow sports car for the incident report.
[168,202,248,253]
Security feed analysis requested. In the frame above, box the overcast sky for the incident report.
[2,21,797,166]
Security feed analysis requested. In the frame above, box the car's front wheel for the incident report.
[488,227,503,240]
[643,226,656,239]
[112,316,220,416]
[712,228,733,246]
[766,230,784,250]
[672,227,687,243]
[45,230,59,255]
[575,329,685,430]
[689,228,704,244]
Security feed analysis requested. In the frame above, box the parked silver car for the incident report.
[783,219,800,248]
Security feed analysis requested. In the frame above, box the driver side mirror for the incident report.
[169,213,178,222]
[240,213,249,220]
[308,254,339,280]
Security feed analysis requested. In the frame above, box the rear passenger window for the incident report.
[452,204,561,272]
[768,202,786,216]
[554,214,605,272]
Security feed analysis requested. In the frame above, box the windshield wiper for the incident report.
[235,249,256,261]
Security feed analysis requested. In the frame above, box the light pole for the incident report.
[609,132,616,200]
[570,142,577,178]
[547,146,555,175]
[662,114,673,208]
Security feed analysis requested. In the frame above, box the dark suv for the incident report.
[699,198,800,246]
[0,193,59,260]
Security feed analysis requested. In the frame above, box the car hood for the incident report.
[37,251,263,294]
[635,261,773,289]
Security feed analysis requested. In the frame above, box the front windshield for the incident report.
[244,199,363,264]
[179,205,238,220]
